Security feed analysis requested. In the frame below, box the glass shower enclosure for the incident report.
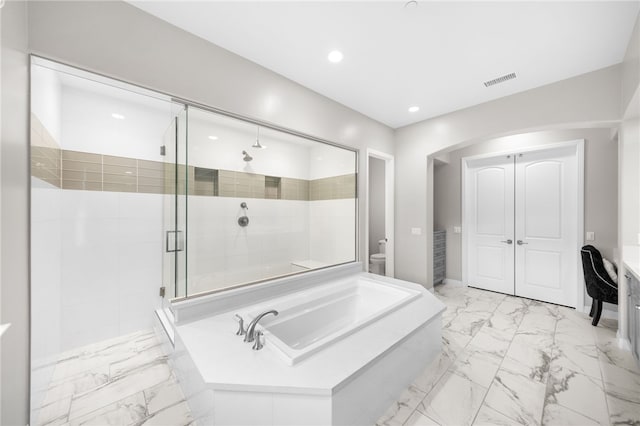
[161,105,358,302]
[161,107,188,310]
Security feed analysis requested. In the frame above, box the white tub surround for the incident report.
[170,264,445,425]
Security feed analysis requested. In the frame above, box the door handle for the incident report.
[166,230,184,252]
[500,239,513,244]
[517,240,528,245]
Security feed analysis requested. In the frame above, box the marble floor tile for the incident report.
[442,328,472,355]
[68,360,172,420]
[484,310,521,336]
[472,403,516,426]
[376,385,426,426]
[464,299,498,314]
[445,312,490,338]
[51,344,139,383]
[596,332,640,374]
[502,334,553,383]
[379,282,640,426]
[413,351,455,394]
[518,312,557,335]
[137,401,193,426]
[554,313,597,346]
[483,368,547,425]
[527,301,561,318]
[144,376,186,415]
[466,326,513,358]
[134,332,163,353]
[403,410,440,426]
[449,346,502,388]
[600,361,640,404]
[41,365,110,406]
[68,392,147,426]
[418,372,488,426]
[545,366,609,425]
[541,403,601,426]
[605,392,640,425]
[551,341,601,379]
[33,396,72,426]
[110,344,166,378]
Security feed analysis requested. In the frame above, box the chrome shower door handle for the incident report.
[165,230,184,252]
[517,240,528,245]
[500,239,513,244]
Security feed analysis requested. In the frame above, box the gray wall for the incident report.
[1,1,30,424]
[395,65,622,288]
[368,157,385,257]
[622,15,640,114]
[434,128,618,286]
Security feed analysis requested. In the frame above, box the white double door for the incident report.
[464,144,581,307]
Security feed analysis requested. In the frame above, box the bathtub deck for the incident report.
[171,270,446,425]
[175,278,444,395]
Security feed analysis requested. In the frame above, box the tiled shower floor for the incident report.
[33,283,640,425]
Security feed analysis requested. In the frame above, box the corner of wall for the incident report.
[1,1,31,424]
[622,11,640,114]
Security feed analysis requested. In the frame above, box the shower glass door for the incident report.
[162,106,188,309]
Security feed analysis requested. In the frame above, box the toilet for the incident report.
[370,239,386,276]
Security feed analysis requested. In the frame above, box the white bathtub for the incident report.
[171,264,445,426]
[239,276,421,365]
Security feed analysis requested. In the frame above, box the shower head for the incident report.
[242,150,253,162]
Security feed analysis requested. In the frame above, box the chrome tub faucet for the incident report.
[243,309,278,343]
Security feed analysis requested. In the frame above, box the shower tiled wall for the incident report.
[33,144,356,201]
[31,114,62,188]
[31,114,163,352]
[59,150,173,194]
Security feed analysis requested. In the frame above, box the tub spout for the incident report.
[244,309,278,343]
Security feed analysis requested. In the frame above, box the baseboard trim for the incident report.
[443,279,464,287]
[616,330,632,351]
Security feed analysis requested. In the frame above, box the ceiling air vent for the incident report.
[483,72,517,88]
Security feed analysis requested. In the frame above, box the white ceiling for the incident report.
[130,1,640,129]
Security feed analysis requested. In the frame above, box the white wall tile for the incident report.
[31,184,63,414]
[59,190,164,351]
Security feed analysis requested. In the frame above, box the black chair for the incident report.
[580,245,618,326]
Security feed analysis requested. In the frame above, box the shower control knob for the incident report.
[238,216,249,227]
[234,314,246,336]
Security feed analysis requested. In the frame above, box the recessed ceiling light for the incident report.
[327,50,344,63]
[408,106,420,113]
[404,1,418,9]
[208,135,218,140]
[111,113,125,120]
